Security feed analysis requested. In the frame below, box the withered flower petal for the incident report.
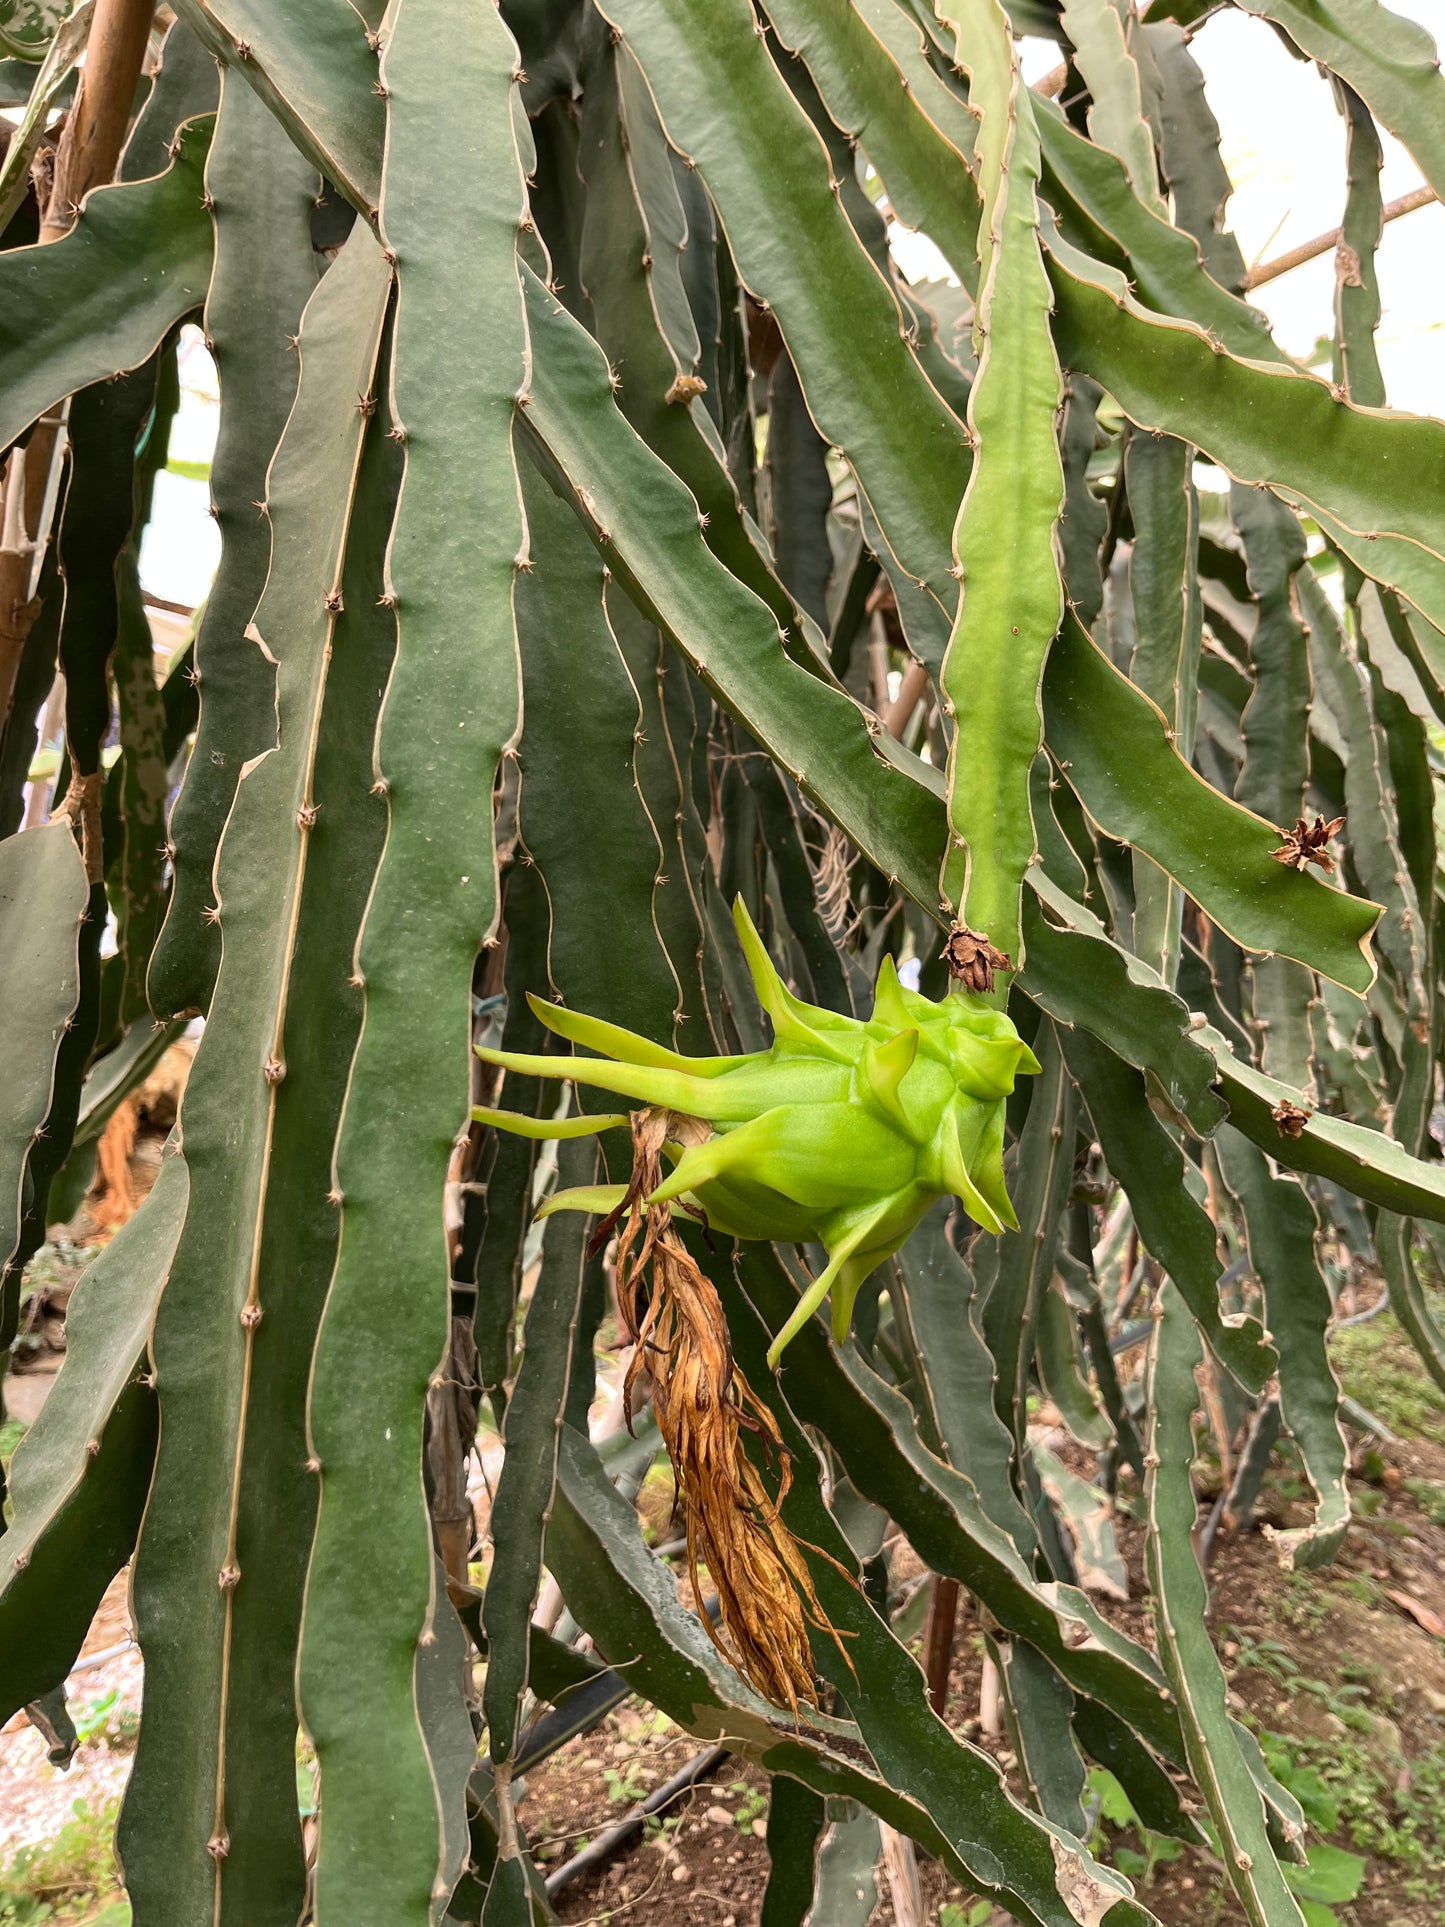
[1270,814,1345,875]
[613,1111,851,1712]
[1271,1098,1311,1139]
[941,924,1012,995]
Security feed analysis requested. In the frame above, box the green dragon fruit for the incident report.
[475,900,1038,1362]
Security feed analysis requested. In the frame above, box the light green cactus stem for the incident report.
[475,900,1039,1364]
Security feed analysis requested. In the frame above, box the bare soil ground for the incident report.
[522,1437,1445,1927]
[5,1416,1443,1926]
[0,1571,139,1858]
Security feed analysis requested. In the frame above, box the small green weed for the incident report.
[1221,1629,1299,1683]
[296,1744,318,1821]
[1089,1749,1377,1922]
[1338,1741,1445,1900]
[1281,1840,1366,1911]
[1331,1303,1445,1445]
[728,1781,767,1833]
[630,1708,674,1743]
[1404,1475,1445,1526]
[1084,1768,1183,1887]
[1269,1570,1331,1633]
[1112,1836,1183,1887]
[1337,1658,1385,1691]
[1,1415,24,1523]
[939,1902,994,1927]
[0,1798,126,1925]
[1263,1725,1445,1904]
[637,1463,679,1547]
[69,1693,137,1753]
[602,1764,647,1807]
[1336,1572,1384,1607]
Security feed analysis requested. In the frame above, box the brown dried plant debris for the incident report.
[602,1109,847,1714]
[813,824,854,939]
[664,373,708,405]
[92,1097,138,1228]
[1270,813,1345,874]
[941,923,1011,995]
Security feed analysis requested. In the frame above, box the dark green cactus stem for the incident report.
[3,0,1445,1914]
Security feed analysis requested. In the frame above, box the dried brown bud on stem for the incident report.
[941,924,1011,995]
[1270,814,1345,874]
[1271,1098,1311,1139]
[664,373,708,405]
[605,1110,848,1712]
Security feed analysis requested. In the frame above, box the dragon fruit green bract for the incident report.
[475,900,1040,1363]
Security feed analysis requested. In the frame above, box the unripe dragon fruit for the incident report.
[475,899,1039,1362]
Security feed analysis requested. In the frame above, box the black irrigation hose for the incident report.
[1334,1289,1390,1330]
[514,1595,722,1775]
[1109,1318,1155,1358]
[515,1665,633,1776]
[543,1743,732,1898]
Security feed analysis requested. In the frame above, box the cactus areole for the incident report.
[475,899,1040,1363]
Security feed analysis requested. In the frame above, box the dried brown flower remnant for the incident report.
[665,373,708,405]
[942,923,1012,995]
[1270,814,1345,874]
[1272,1098,1311,1139]
[608,1109,846,1713]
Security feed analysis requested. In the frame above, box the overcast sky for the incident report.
[1187,0,1444,415]
[1012,2,1445,415]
